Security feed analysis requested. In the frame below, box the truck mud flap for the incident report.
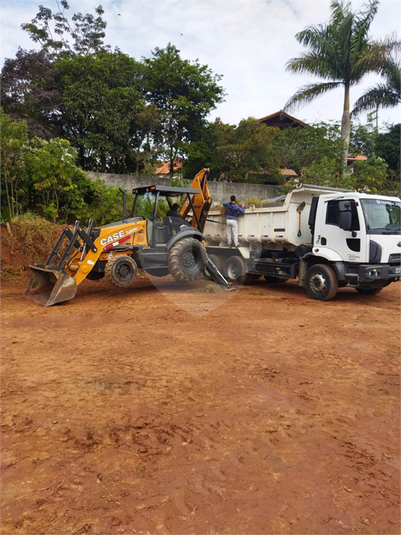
[25,266,77,306]
[205,255,230,288]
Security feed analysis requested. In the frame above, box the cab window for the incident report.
[326,200,360,230]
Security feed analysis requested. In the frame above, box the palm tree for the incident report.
[284,0,400,170]
[352,58,401,122]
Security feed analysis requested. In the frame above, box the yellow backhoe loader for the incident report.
[25,168,228,306]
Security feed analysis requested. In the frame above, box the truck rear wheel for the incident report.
[105,255,137,287]
[169,238,207,282]
[224,255,254,284]
[305,264,338,301]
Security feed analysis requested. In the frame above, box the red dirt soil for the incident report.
[1,273,400,534]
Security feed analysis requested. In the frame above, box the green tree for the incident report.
[272,122,344,178]
[1,110,29,219]
[349,121,378,157]
[56,51,146,172]
[26,137,86,221]
[352,58,401,116]
[1,48,60,138]
[143,44,224,178]
[21,0,109,59]
[211,119,280,182]
[375,123,400,191]
[284,0,399,170]
[184,118,280,182]
[339,155,388,192]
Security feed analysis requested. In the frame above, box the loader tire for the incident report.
[305,263,338,301]
[105,255,137,287]
[169,238,207,282]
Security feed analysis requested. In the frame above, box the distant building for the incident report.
[257,110,308,183]
[155,158,183,177]
[258,110,310,130]
[345,154,368,175]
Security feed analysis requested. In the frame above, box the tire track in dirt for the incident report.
[1,279,400,534]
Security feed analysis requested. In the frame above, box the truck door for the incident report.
[315,198,367,262]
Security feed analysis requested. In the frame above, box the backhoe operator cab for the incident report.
[130,185,205,247]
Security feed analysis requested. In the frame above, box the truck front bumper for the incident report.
[340,263,401,286]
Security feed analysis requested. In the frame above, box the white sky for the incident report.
[1,0,400,129]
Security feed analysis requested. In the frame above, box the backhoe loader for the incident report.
[25,168,228,306]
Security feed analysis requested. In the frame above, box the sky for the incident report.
[1,0,400,130]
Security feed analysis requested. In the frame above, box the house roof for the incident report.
[347,155,368,162]
[258,110,310,129]
[280,168,298,177]
[155,158,183,175]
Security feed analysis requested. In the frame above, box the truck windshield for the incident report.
[361,199,401,234]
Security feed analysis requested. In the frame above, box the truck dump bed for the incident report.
[204,185,349,249]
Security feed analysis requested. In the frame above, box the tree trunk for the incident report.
[340,82,351,173]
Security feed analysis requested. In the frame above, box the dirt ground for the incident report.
[1,273,400,535]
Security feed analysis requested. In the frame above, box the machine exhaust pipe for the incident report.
[25,266,77,306]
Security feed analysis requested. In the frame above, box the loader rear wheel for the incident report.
[169,238,207,282]
[305,263,338,301]
[105,255,137,287]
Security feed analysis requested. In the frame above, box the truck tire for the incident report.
[105,255,137,287]
[356,286,384,295]
[224,255,254,284]
[169,238,207,282]
[204,254,223,280]
[305,264,338,301]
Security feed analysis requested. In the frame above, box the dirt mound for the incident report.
[1,218,64,281]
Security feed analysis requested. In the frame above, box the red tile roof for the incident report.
[347,155,368,162]
[155,158,183,175]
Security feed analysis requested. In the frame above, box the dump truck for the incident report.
[25,169,228,306]
[203,184,401,300]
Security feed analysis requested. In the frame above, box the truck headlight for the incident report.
[366,269,380,279]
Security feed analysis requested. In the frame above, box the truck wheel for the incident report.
[305,264,338,301]
[225,255,248,284]
[356,286,384,295]
[105,255,137,287]
[169,238,207,282]
[204,254,223,280]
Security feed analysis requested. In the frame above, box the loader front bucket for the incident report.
[25,266,77,306]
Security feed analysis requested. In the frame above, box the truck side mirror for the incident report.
[339,211,352,231]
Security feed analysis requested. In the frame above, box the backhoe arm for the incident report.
[180,168,212,233]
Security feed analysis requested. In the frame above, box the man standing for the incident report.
[223,195,245,247]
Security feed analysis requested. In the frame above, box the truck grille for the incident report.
[389,253,401,266]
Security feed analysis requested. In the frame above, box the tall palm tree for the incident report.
[284,0,399,170]
[352,58,401,120]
